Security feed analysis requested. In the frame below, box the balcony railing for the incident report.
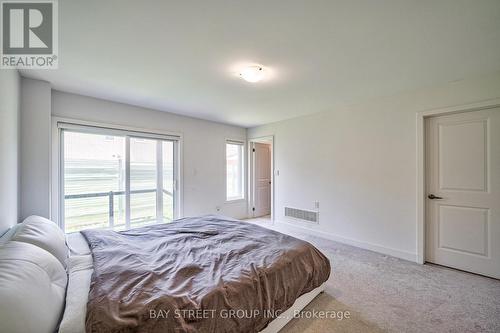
[64,189,173,231]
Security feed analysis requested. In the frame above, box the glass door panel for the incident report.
[129,137,157,227]
[63,131,125,232]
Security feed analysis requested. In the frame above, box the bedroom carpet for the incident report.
[245,218,500,333]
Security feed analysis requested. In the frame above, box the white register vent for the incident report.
[284,207,319,223]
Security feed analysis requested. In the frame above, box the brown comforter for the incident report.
[81,215,331,333]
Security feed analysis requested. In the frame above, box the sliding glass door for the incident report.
[61,126,178,233]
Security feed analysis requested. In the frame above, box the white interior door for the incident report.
[254,143,271,217]
[426,108,500,278]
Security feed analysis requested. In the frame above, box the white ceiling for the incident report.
[22,0,500,128]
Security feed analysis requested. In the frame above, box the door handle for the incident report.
[428,194,443,200]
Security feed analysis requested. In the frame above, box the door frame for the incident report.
[416,98,500,264]
[248,136,275,221]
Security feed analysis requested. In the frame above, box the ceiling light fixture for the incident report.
[239,65,265,83]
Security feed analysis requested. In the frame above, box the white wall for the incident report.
[248,71,500,261]
[51,90,247,219]
[0,70,21,233]
[20,78,52,220]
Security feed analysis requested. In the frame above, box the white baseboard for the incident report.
[273,220,418,262]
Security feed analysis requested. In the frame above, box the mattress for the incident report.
[59,233,92,333]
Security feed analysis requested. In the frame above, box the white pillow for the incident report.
[0,241,67,333]
[12,215,68,268]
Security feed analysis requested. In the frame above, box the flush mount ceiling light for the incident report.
[239,65,266,83]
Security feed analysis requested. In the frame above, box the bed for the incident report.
[0,215,331,333]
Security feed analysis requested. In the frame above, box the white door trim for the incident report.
[416,98,500,264]
[248,136,275,221]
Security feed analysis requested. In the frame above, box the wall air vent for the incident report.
[284,207,319,223]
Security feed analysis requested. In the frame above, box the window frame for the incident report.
[51,118,183,232]
[225,139,246,203]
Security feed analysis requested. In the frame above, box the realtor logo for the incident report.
[1,0,58,68]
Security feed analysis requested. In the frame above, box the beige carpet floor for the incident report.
[246,218,500,333]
